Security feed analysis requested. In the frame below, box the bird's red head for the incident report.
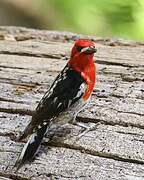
[68,39,97,101]
[69,39,97,70]
[71,39,96,59]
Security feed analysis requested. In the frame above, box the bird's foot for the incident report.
[75,121,101,141]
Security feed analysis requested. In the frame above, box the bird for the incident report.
[14,39,97,169]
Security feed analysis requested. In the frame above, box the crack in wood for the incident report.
[0,107,34,116]
[96,59,141,68]
[115,131,144,137]
[0,51,63,59]
[0,172,30,180]
[0,77,40,87]
[113,109,144,117]
[0,98,27,104]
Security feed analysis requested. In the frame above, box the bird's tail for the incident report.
[14,124,48,170]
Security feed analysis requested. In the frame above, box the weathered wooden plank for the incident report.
[0,53,143,103]
[0,112,144,166]
[0,54,143,131]
[1,135,144,180]
[0,40,70,58]
[0,90,144,127]
[0,26,144,47]
[0,26,144,180]
[0,40,144,67]
[0,54,143,80]
[0,113,30,135]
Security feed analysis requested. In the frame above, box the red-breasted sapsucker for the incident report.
[15,39,97,169]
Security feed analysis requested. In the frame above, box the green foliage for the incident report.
[40,0,144,40]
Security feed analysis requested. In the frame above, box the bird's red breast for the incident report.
[68,39,96,101]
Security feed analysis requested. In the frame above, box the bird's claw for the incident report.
[75,122,101,141]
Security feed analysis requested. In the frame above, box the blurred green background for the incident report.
[0,0,144,40]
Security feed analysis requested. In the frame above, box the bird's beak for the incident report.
[81,46,97,54]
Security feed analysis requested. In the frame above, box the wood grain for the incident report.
[0,26,144,180]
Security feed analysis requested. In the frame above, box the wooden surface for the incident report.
[0,26,144,180]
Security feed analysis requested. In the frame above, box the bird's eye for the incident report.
[76,46,84,52]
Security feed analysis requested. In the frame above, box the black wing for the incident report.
[17,65,85,163]
[31,64,85,130]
